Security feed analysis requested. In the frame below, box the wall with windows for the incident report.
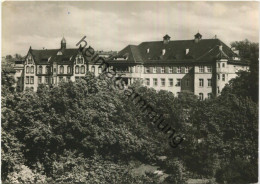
[194,65,213,99]
[24,54,37,91]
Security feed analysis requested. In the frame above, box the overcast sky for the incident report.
[2,1,259,56]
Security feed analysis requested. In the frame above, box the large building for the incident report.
[14,33,249,99]
[107,33,249,99]
[18,37,116,91]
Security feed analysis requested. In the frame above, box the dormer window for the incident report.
[57,51,62,55]
[162,49,166,55]
[186,48,189,55]
[147,48,150,53]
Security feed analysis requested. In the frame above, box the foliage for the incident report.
[1,69,258,183]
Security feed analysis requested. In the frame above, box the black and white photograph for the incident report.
[1,1,259,183]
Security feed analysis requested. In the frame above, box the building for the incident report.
[19,37,115,91]
[13,60,24,91]
[107,33,249,99]
[15,34,249,99]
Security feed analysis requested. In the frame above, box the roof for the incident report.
[30,48,80,64]
[109,38,247,65]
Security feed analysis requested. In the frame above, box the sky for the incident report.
[2,1,259,56]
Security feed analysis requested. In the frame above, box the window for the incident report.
[208,79,212,87]
[91,66,95,73]
[26,76,29,84]
[31,66,34,74]
[207,66,212,72]
[145,67,150,73]
[45,77,48,84]
[161,78,165,86]
[53,68,56,73]
[51,77,54,84]
[75,77,80,82]
[217,74,220,80]
[75,66,79,74]
[169,67,173,73]
[222,74,225,81]
[145,78,150,86]
[46,66,50,74]
[77,57,83,64]
[217,87,220,94]
[38,77,42,84]
[199,79,204,87]
[59,77,63,82]
[153,67,157,73]
[28,56,32,64]
[38,65,43,74]
[161,67,165,73]
[186,79,189,86]
[222,63,225,68]
[60,66,64,74]
[169,78,173,86]
[177,66,181,73]
[98,67,102,74]
[208,93,212,99]
[153,78,158,86]
[185,67,189,73]
[199,66,204,73]
[30,76,34,84]
[26,66,29,73]
[218,63,221,68]
[176,79,181,86]
[67,66,71,74]
[81,65,85,74]
[199,93,204,100]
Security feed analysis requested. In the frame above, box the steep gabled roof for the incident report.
[30,48,80,64]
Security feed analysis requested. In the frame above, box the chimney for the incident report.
[194,32,202,43]
[147,48,150,53]
[163,34,171,44]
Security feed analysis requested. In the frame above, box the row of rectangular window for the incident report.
[199,79,212,87]
[25,76,34,84]
[145,78,212,87]
[27,65,87,75]
[145,78,183,87]
[144,66,212,74]
[217,63,226,68]
[199,93,212,100]
[217,74,226,81]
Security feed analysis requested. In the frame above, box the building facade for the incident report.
[14,34,249,100]
[107,33,249,99]
[16,37,116,91]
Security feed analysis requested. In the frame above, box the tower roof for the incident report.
[61,37,66,43]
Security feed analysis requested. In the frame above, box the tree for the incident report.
[231,39,259,59]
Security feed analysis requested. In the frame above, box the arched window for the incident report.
[26,66,29,73]
[91,66,95,73]
[80,58,83,64]
[60,65,64,74]
[81,65,85,74]
[75,66,79,74]
[31,66,34,74]
[67,66,71,74]
[38,65,43,74]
